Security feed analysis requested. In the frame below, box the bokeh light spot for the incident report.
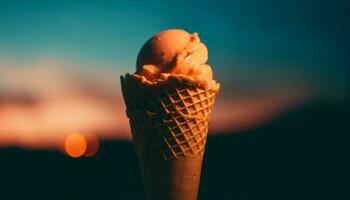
[64,133,87,158]
[84,133,99,157]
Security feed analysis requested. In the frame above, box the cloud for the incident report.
[0,58,309,149]
[210,87,308,133]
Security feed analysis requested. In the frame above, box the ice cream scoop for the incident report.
[136,29,215,89]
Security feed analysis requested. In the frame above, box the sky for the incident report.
[0,0,349,150]
[1,0,349,88]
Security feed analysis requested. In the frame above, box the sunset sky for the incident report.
[0,0,349,150]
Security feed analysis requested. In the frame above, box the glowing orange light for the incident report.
[64,133,87,158]
[84,133,99,157]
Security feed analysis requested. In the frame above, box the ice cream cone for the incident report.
[121,74,219,200]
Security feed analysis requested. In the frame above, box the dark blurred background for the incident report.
[0,0,349,199]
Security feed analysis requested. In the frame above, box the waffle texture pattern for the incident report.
[121,75,219,166]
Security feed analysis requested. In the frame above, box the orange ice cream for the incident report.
[134,29,218,90]
[121,29,220,200]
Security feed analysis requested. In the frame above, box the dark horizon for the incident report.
[1,100,348,199]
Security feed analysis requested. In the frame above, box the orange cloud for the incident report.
[210,87,308,133]
[0,58,309,150]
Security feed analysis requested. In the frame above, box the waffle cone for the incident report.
[121,74,219,200]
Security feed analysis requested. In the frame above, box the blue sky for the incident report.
[0,0,349,96]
